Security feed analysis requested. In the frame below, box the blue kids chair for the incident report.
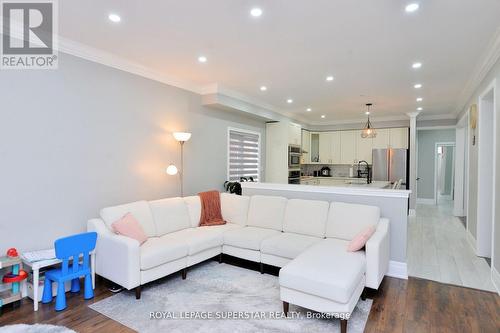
[41,232,97,311]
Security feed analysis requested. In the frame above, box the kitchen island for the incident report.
[300,176,392,189]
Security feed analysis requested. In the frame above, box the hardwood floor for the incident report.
[1,263,499,332]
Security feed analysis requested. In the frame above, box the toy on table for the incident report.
[0,248,28,315]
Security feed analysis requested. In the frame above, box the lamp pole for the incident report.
[180,141,184,197]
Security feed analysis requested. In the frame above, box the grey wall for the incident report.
[416,129,456,199]
[458,56,500,271]
[0,53,266,254]
[242,186,409,263]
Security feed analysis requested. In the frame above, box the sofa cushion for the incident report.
[326,202,380,241]
[140,236,189,270]
[100,201,156,237]
[197,223,243,236]
[184,196,201,227]
[149,197,191,236]
[220,193,250,226]
[261,232,321,259]
[283,199,329,238]
[224,226,280,250]
[111,213,148,245]
[247,195,287,231]
[165,228,224,255]
[279,238,366,304]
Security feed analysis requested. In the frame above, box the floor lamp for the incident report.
[168,132,191,197]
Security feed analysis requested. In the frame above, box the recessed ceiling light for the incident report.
[405,3,419,13]
[321,115,326,119]
[250,8,263,17]
[412,62,422,69]
[416,97,423,102]
[417,107,423,111]
[260,86,267,91]
[414,83,422,89]
[108,13,121,23]
[306,108,312,112]
[326,76,334,82]
[287,99,293,104]
[198,56,207,63]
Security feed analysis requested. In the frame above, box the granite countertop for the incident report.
[300,176,392,189]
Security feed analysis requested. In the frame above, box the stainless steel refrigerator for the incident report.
[372,148,408,185]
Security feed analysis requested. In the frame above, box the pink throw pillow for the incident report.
[111,213,147,245]
[347,226,376,252]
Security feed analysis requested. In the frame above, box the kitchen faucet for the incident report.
[357,160,372,184]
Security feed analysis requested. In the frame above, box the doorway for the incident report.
[434,143,455,206]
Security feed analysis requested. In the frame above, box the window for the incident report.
[228,128,261,182]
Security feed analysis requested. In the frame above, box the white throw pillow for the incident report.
[184,196,201,227]
[326,202,380,241]
[283,199,329,238]
[100,200,156,237]
[247,195,287,231]
[220,193,250,226]
[149,197,191,236]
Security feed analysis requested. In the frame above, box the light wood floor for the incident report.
[408,199,496,292]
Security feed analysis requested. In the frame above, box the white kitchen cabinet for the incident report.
[331,131,341,164]
[288,123,302,146]
[372,128,390,149]
[310,133,320,163]
[301,130,310,164]
[389,128,409,149]
[319,132,333,163]
[340,131,357,164]
[356,131,373,164]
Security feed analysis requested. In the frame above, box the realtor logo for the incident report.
[1,0,58,69]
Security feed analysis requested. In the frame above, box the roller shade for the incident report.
[228,129,260,181]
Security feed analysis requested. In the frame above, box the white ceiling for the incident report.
[58,0,500,124]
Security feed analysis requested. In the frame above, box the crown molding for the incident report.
[58,36,204,94]
[455,28,500,114]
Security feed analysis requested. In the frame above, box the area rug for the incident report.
[90,261,372,333]
[0,324,76,333]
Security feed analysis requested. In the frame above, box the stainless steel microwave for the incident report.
[288,145,301,168]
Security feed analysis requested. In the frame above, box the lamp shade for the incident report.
[166,164,178,175]
[173,132,192,142]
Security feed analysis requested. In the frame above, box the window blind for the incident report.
[228,129,260,181]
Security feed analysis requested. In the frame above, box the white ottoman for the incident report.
[279,238,367,333]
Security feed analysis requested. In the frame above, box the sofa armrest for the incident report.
[365,218,390,289]
[87,218,141,290]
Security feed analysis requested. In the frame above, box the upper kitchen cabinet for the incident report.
[288,122,302,146]
[319,132,333,163]
[340,131,357,164]
[372,128,390,149]
[331,131,341,164]
[389,127,409,149]
[356,131,373,164]
[310,133,320,163]
[301,130,310,164]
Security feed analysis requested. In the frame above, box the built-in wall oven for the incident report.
[288,145,301,169]
[288,170,301,184]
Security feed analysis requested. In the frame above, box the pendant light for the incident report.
[361,103,377,138]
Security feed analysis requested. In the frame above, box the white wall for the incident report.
[0,53,266,254]
[458,56,500,274]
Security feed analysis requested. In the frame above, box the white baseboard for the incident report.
[466,229,476,253]
[417,198,435,205]
[408,209,416,217]
[386,260,408,280]
[492,266,500,296]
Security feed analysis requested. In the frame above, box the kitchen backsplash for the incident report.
[300,164,351,177]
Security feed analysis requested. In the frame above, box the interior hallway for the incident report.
[408,199,496,292]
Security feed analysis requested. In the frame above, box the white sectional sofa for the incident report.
[88,193,389,332]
